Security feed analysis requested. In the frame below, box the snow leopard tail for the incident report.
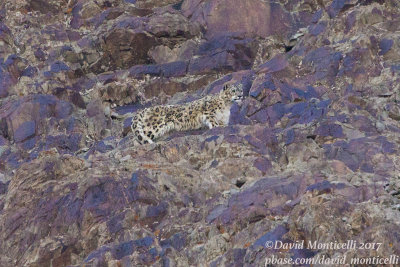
[131,112,154,144]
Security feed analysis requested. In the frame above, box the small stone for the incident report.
[221,233,230,241]
[375,121,385,133]
[119,155,132,162]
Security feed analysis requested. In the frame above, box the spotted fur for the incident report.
[131,83,244,144]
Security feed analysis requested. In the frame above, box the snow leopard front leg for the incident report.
[203,115,220,129]
[132,127,154,144]
[131,115,154,144]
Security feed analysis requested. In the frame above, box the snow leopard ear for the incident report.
[223,84,229,91]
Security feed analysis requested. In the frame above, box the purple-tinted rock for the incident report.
[27,0,60,14]
[114,240,135,260]
[376,136,396,154]
[92,30,158,73]
[0,55,27,96]
[54,101,72,119]
[0,69,12,98]
[86,101,101,117]
[14,121,36,143]
[258,54,288,74]
[350,115,376,135]
[229,102,252,125]
[110,237,156,263]
[84,246,111,263]
[311,9,323,23]
[338,47,380,79]
[0,180,9,195]
[206,204,226,223]
[306,180,346,194]
[188,51,234,74]
[249,73,275,98]
[1,1,400,266]
[315,123,344,138]
[43,71,52,78]
[205,135,219,143]
[145,10,199,38]
[327,0,352,18]
[323,136,397,173]
[130,171,139,190]
[20,136,37,150]
[67,30,81,41]
[379,38,393,55]
[103,237,157,265]
[70,91,86,109]
[122,117,133,136]
[129,64,161,78]
[95,140,114,153]
[197,35,247,55]
[325,146,358,171]
[184,0,272,38]
[244,135,268,155]
[391,64,400,73]
[4,54,18,66]
[83,183,112,215]
[309,22,326,36]
[223,134,241,144]
[0,22,10,37]
[254,127,278,145]
[249,104,287,126]
[211,248,247,267]
[34,48,46,61]
[45,134,81,153]
[212,176,307,225]
[0,135,8,146]
[345,11,357,33]
[252,224,288,248]
[295,86,319,100]
[270,103,287,123]
[253,157,272,173]
[160,61,188,77]
[285,129,295,145]
[232,249,247,265]
[250,108,269,124]
[290,104,325,125]
[188,35,257,74]
[360,163,374,173]
[21,66,37,77]
[205,74,233,94]
[160,233,186,251]
[303,48,342,83]
[290,102,308,116]
[135,236,154,247]
[50,61,70,73]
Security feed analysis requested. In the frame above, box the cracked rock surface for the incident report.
[1,0,400,266]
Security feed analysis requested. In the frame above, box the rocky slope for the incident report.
[1,0,400,266]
